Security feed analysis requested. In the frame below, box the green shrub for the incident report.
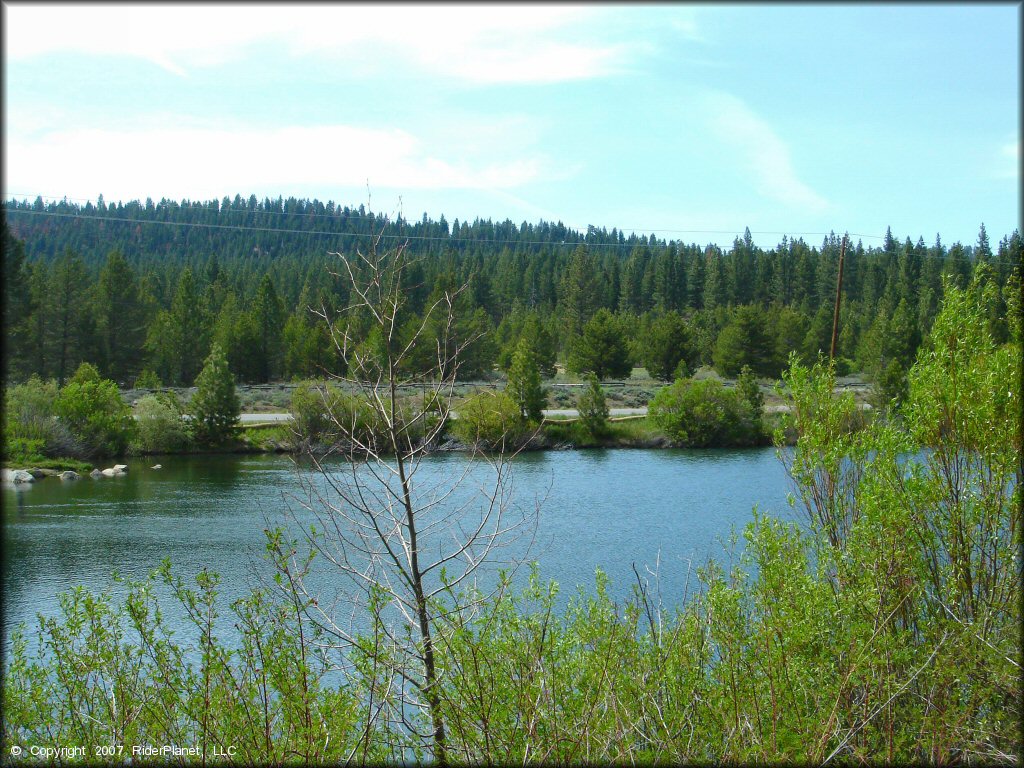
[133,369,163,389]
[134,393,190,453]
[289,382,398,452]
[3,376,81,458]
[3,437,47,465]
[576,375,609,438]
[453,391,525,449]
[649,378,760,447]
[289,381,335,445]
[53,371,136,458]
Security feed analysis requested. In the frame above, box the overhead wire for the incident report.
[3,192,888,246]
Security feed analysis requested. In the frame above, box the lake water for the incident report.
[3,449,800,651]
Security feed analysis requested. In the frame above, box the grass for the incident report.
[541,416,664,448]
[239,424,292,450]
[2,454,95,473]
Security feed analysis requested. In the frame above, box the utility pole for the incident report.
[829,234,848,361]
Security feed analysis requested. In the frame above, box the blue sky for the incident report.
[3,3,1019,248]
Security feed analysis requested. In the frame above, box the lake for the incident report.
[3,448,800,651]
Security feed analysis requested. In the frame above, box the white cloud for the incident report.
[4,121,546,202]
[702,92,832,214]
[993,140,1020,180]
[4,4,628,84]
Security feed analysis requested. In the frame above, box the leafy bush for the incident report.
[289,381,332,444]
[4,437,47,465]
[53,368,136,458]
[3,376,80,458]
[134,393,190,453]
[452,391,525,449]
[289,382,400,452]
[649,378,761,447]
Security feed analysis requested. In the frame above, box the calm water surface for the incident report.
[3,449,799,650]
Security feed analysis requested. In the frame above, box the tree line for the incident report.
[4,197,1020,392]
[3,272,1019,763]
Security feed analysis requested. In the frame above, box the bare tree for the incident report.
[269,225,536,764]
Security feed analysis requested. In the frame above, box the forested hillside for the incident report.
[3,196,1020,389]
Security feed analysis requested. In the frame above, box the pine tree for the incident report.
[577,374,609,438]
[94,250,147,384]
[569,309,631,379]
[50,248,94,386]
[251,274,284,383]
[2,222,35,380]
[641,311,695,381]
[189,342,240,446]
[506,337,546,423]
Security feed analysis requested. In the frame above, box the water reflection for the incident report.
[4,449,797,652]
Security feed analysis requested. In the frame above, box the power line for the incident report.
[4,206,908,258]
[4,192,887,244]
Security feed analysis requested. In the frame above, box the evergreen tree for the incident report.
[94,250,147,384]
[641,311,695,381]
[559,245,602,340]
[506,336,546,423]
[576,374,609,438]
[569,309,632,379]
[189,342,240,446]
[712,305,774,377]
[2,222,34,380]
[250,274,284,383]
[975,223,992,265]
[50,248,95,386]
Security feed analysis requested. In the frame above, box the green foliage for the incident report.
[736,364,765,438]
[452,391,525,449]
[133,368,163,389]
[2,562,368,765]
[640,311,696,381]
[94,249,148,384]
[5,197,1020,405]
[870,358,908,416]
[649,377,762,447]
[3,245,1019,765]
[568,309,632,379]
[134,393,190,453]
[713,304,775,377]
[506,337,546,423]
[288,381,334,446]
[3,376,71,457]
[576,374,609,438]
[53,367,136,458]
[189,343,240,446]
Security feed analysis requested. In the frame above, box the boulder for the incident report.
[112,464,129,473]
[2,469,35,484]
[59,470,81,481]
[101,467,121,477]
[151,464,162,470]
[90,468,103,478]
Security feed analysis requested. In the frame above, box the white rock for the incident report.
[112,464,129,473]
[101,468,119,477]
[151,464,162,470]
[2,468,35,484]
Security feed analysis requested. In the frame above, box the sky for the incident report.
[3,3,1020,249]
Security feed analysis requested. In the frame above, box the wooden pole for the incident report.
[829,234,848,361]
